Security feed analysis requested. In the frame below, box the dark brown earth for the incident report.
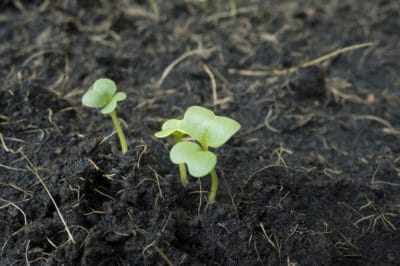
[1,0,400,265]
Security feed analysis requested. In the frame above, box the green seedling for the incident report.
[230,0,237,17]
[148,0,159,15]
[82,78,128,155]
[199,0,208,10]
[155,106,240,202]
[155,119,189,186]
[198,0,236,17]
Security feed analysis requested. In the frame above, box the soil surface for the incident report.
[1,0,400,265]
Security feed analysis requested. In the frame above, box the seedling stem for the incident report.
[200,142,218,203]
[230,0,237,17]
[178,164,188,187]
[110,110,127,155]
[174,134,188,186]
[209,169,218,203]
[148,0,159,15]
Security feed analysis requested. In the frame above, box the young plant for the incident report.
[230,0,237,17]
[198,0,236,17]
[155,119,189,186]
[199,0,208,10]
[148,0,159,15]
[155,106,240,202]
[82,78,128,155]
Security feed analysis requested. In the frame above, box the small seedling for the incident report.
[199,0,208,10]
[198,0,237,17]
[155,106,240,202]
[230,0,237,17]
[148,0,159,15]
[155,119,189,186]
[82,78,128,155]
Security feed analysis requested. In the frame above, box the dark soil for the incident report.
[1,0,400,265]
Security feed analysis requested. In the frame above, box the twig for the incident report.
[149,166,163,199]
[352,114,400,136]
[153,245,174,266]
[205,6,258,22]
[203,64,218,106]
[156,47,216,89]
[23,154,75,244]
[0,197,28,226]
[229,42,374,77]
[25,240,31,266]
[259,223,281,257]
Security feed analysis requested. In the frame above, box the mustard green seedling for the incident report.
[198,0,237,17]
[155,119,189,186]
[230,0,237,17]
[82,78,128,155]
[155,106,240,202]
[148,0,159,15]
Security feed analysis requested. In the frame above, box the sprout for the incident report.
[155,119,188,185]
[230,0,237,17]
[148,0,159,15]
[155,106,240,202]
[82,78,128,155]
[198,0,237,17]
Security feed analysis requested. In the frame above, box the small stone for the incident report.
[54,147,63,155]
[252,180,264,190]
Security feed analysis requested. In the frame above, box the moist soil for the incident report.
[1,0,400,265]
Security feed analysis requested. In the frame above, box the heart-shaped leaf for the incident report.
[154,119,186,138]
[100,91,127,114]
[82,88,109,108]
[92,78,117,99]
[182,106,241,148]
[170,141,216,177]
[201,116,241,148]
[82,78,126,114]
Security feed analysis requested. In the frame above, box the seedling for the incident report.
[198,0,237,17]
[148,0,159,15]
[82,78,128,155]
[155,106,240,202]
[230,0,237,17]
[155,119,189,186]
[199,0,208,10]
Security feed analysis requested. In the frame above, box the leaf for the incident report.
[182,106,241,148]
[170,141,216,177]
[82,78,126,113]
[92,78,117,99]
[202,116,241,148]
[100,92,127,114]
[154,119,186,138]
[155,106,240,147]
[182,106,213,143]
[82,89,108,108]
[100,100,117,114]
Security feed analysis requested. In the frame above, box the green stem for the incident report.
[179,163,188,187]
[199,142,218,202]
[200,0,208,9]
[109,110,128,155]
[175,134,188,186]
[148,0,159,15]
[208,169,218,203]
[230,0,236,17]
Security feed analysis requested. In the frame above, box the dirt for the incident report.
[1,0,400,265]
